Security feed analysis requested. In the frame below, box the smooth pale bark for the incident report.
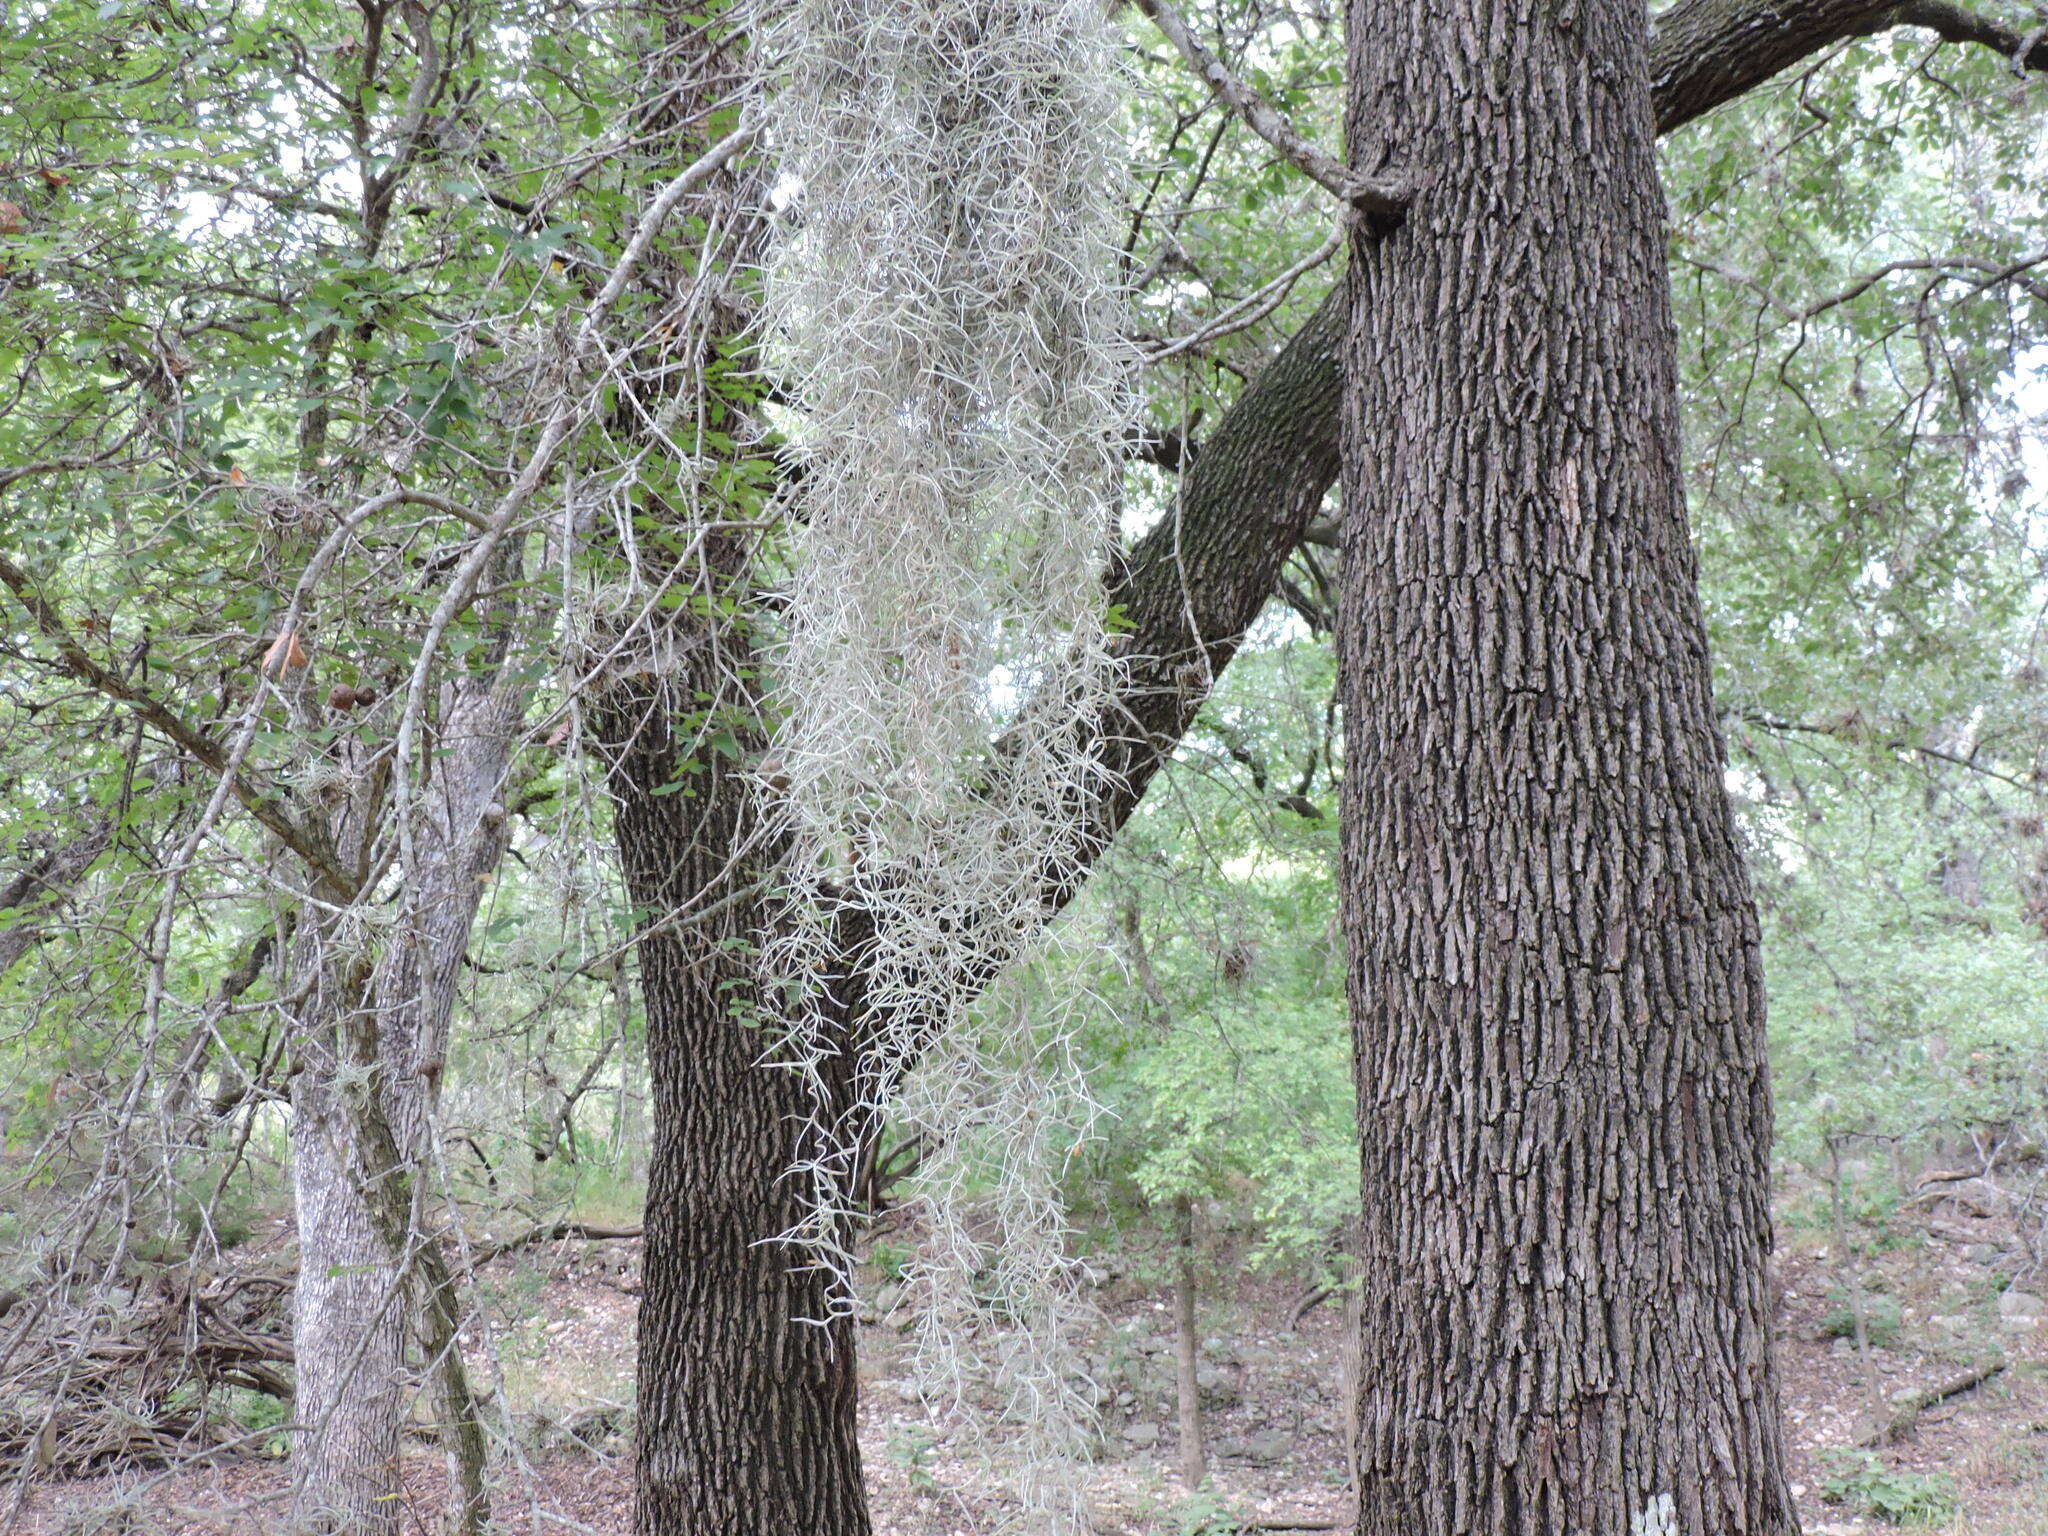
[289,1048,408,1536]
[1335,0,1794,1527]
[289,672,523,1535]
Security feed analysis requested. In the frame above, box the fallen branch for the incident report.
[467,1221,643,1270]
[0,1268,294,1476]
[1854,1356,2007,1446]
[1289,1281,1334,1330]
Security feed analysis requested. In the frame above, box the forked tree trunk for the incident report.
[1336,0,1796,1528]
[602,589,869,1536]
[596,2,1971,1525]
[289,673,523,1535]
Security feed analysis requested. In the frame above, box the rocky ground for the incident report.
[11,1184,2046,1535]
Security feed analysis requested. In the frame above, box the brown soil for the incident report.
[11,1195,2045,1536]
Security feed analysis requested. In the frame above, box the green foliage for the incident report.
[885,1425,942,1497]
[0,0,2044,1510]
[226,1388,292,1458]
[1171,1487,1252,1535]
[1072,637,1356,1275]
[1819,1290,1904,1349]
[1818,1448,1960,1527]
[869,1239,915,1285]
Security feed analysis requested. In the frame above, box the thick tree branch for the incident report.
[1890,0,2048,71]
[829,0,2035,1065]
[1094,0,2048,861]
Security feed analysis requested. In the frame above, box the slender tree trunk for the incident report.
[1172,1194,1206,1489]
[290,1051,408,1536]
[602,575,869,1536]
[289,674,523,1535]
[614,967,646,1182]
[1335,0,1796,1527]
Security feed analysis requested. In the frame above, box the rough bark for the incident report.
[612,3,2037,1528]
[813,0,2021,1074]
[1147,0,2048,646]
[1335,0,1795,1528]
[601,569,869,1536]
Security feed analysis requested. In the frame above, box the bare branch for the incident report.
[1128,0,1412,222]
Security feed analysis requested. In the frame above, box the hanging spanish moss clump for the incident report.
[892,1000,1106,1526]
[759,0,1130,1521]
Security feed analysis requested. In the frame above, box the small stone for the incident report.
[1124,1421,1161,1449]
[1216,1429,1293,1463]
[1997,1290,2043,1319]
[1195,1363,1244,1410]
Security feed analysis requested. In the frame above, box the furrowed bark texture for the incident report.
[612,1,2023,1526]
[1337,0,1795,1529]
[603,583,868,1536]
[1168,0,2046,596]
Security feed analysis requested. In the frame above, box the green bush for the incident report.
[1818,1448,1958,1527]
[1818,1290,1904,1349]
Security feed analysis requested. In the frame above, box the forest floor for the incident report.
[11,1184,2047,1536]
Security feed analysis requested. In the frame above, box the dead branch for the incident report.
[466,1221,643,1271]
[1853,1355,2007,1446]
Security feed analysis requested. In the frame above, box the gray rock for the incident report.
[1218,1429,1294,1464]
[1195,1363,1245,1410]
[1997,1289,2043,1319]
[1124,1421,1162,1449]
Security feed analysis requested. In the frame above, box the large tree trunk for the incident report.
[602,581,869,1536]
[602,3,2036,1527]
[1335,0,1795,1528]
